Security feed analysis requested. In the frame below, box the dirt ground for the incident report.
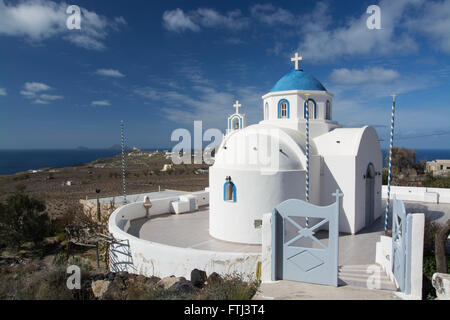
[0,151,209,218]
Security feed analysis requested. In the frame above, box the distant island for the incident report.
[75,146,89,151]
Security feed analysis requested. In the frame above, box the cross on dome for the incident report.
[233,100,242,114]
[291,52,303,70]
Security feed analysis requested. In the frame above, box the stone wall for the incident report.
[79,199,118,223]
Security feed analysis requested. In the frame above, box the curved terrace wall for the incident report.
[108,193,261,280]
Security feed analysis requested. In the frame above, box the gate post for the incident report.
[271,208,283,281]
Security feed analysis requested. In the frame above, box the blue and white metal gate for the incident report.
[392,199,412,293]
[272,190,342,286]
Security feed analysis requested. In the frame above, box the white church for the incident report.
[209,53,383,244]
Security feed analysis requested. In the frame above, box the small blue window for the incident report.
[326,100,331,120]
[223,181,236,202]
[278,99,289,119]
[304,98,317,119]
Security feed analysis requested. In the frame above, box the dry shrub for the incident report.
[197,272,259,300]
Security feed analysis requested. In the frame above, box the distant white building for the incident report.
[209,54,383,244]
[426,160,450,177]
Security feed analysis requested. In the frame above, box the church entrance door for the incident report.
[365,163,376,227]
[271,190,342,286]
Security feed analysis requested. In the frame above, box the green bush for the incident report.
[422,174,450,188]
[382,168,388,185]
[0,191,54,248]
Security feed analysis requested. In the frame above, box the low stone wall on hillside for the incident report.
[80,199,118,223]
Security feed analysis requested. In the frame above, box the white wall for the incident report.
[209,166,305,244]
[320,154,356,234]
[354,126,383,232]
[108,198,261,280]
[375,213,425,300]
[315,126,382,234]
[382,185,450,204]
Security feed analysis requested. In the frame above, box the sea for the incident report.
[0,148,450,175]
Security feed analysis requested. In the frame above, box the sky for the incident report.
[0,0,449,150]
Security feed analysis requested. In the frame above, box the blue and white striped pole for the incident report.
[121,120,127,204]
[305,94,310,228]
[384,94,396,232]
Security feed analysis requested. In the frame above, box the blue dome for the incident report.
[271,70,326,92]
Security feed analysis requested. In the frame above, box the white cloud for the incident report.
[20,82,64,104]
[162,8,248,33]
[0,88,6,96]
[327,69,433,101]
[91,100,110,106]
[250,4,296,26]
[195,8,248,30]
[33,99,50,104]
[66,34,105,51]
[0,0,65,40]
[297,0,423,62]
[329,67,400,84]
[162,8,200,32]
[24,81,51,93]
[95,68,125,78]
[0,0,126,50]
[406,0,450,54]
[134,65,262,129]
[40,94,63,100]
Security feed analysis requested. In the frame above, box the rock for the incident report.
[103,280,124,300]
[207,272,223,286]
[157,276,197,294]
[157,276,186,290]
[134,275,147,283]
[169,279,197,294]
[191,269,207,288]
[92,273,106,281]
[146,276,161,285]
[432,273,450,300]
[91,280,110,299]
[21,242,34,250]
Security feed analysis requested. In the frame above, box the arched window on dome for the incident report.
[278,99,289,119]
[223,179,236,202]
[325,100,331,120]
[264,103,269,120]
[304,98,317,119]
[232,117,240,130]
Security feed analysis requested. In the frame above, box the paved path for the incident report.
[253,280,399,300]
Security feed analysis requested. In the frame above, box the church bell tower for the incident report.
[227,100,246,135]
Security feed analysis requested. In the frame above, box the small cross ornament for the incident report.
[233,100,242,114]
[291,52,303,70]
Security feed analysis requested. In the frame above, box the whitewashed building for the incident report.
[209,54,383,244]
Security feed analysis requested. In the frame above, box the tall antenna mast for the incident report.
[121,120,127,204]
[384,94,396,232]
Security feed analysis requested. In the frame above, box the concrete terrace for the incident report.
[127,199,449,262]
[128,207,261,253]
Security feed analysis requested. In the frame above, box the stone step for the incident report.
[338,264,398,292]
[339,264,377,271]
[338,271,392,282]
